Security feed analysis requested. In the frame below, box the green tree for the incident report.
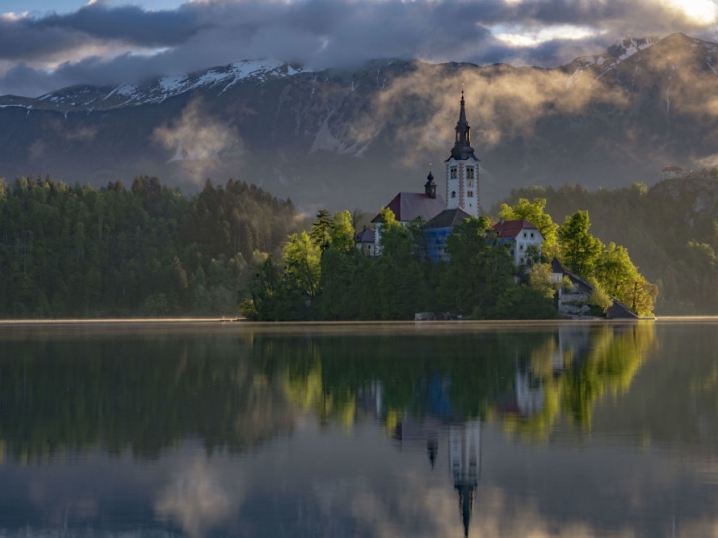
[439,217,514,317]
[499,197,559,257]
[282,231,321,298]
[558,210,603,277]
[310,209,332,252]
[329,210,355,253]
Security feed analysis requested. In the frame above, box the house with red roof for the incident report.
[491,219,544,267]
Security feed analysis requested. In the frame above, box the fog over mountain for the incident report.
[1,33,718,212]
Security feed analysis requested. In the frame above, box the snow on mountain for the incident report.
[27,60,308,112]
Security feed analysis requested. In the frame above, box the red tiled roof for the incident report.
[371,192,446,223]
[491,219,538,239]
[662,165,684,172]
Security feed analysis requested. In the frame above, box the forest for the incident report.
[0,172,662,319]
[0,175,299,317]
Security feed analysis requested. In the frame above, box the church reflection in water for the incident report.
[358,375,482,536]
[354,324,644,537]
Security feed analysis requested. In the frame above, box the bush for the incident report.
[239,298,258,320]
[588,285,613,313]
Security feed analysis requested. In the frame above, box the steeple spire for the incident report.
[451,91,475,160]
[459,90,467,127]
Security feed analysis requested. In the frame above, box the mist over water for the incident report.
[0,320,716,537]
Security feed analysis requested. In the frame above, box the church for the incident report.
[357,92,543,265]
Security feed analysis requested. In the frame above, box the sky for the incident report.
[1,0,717,97]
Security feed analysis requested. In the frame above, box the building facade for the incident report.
[491,219,544,267]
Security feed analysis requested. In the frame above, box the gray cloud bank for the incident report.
[1,0,717,97]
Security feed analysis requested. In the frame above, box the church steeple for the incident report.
[445,91,480,218]
[425,168,437,199]
[451,91,475,161]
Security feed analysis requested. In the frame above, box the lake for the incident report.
[0,320,716,537]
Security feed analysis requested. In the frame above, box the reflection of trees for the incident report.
[0,335,297,462]
[500,323,656,441]
[0,324,656,462]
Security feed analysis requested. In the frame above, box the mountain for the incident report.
[1,33,718,212]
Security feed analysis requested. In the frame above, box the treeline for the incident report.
[244,197,655,321]
[494,182,718,314]
[0,175,299,317]
[243,208,557,321]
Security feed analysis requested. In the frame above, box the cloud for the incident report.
[155,459,235,538]
[348,58,629,168]
[1,0,718,97]
[153,96,244,182]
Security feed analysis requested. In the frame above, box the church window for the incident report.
[451,191,456,198]
[467,167,474,179]
[450,168,457,179]
[467,190,473,197]
[468,179,474,188]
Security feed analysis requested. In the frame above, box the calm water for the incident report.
[0,320,716,537]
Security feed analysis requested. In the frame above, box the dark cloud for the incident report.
[0,0,716,97]
[38,3,201,47]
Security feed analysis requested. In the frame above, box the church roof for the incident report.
[371,192,446,223]
[425,208,473,229]
[355,227,375,243]
[491,219,538,239]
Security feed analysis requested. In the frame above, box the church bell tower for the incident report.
[445,91,480,217]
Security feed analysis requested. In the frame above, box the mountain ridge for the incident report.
[1,33,718,211]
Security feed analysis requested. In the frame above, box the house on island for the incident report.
[491,219,544,267]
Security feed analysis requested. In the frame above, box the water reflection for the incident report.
[0,321,693,537]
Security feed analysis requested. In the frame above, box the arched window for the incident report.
[450,168,457,179]
[467,167,474,179]
[451,191,456,198]
[467,190,473,197]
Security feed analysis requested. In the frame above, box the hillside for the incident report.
[496,175,718,314]
[1,33,718,211]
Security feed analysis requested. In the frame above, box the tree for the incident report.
[528,263,557,299]
[499,197,559,258]
[372,213,426,319]
[282,231,321,298]
[310,209,332,252]
[439,217,514,317]
[558,210,603,277]
[329,210,355,253]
